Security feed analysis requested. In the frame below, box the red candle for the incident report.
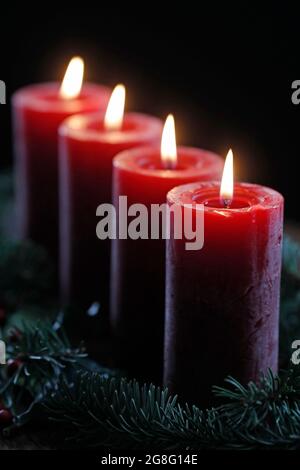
[110,115,223,382]
[164,150,284,406]
[12,57,111,259]
[59,85,163,311]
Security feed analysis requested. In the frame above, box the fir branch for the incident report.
[213,368,300,449]
[0,238,55,309]
[1,175,300,449]
[0,317,87,424]
[280,236,300,365]
[43,367,300,450]
[282,235,300,281]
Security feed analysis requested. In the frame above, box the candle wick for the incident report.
[164,159,176,170]
[222,198,232,209]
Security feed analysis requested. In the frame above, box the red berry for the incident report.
[0,307,6,326]
[0,409,13,425]
[6,358,22,377]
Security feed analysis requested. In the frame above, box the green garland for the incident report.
[1,171,300,450]
[44,368,300,450]
[0,315,300,450]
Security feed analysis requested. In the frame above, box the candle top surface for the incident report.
[12,82,111,113]
[59,112,163,144]
[167,181,284,212]
[113,146,223,179]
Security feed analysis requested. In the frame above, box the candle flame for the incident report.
[60,57,84,99]
[161,114,177,169]
[104,84,126,131]
[220,149,234,207]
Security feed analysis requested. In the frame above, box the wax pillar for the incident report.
[12,82,110,259]
[59,113,162,311]
[111,148,223,382]
[164,182,284,406]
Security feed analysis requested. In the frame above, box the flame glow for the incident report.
[104,84,126,131]
[60,57,84,99]
[220,149,234,207]
[161,114,177,169]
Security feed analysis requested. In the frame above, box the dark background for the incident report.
[0,5,298,220]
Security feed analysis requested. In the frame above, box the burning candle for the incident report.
[164,150,284,406]
[110,116,223,382]
[59,85,163,311]
[12,57,111,260]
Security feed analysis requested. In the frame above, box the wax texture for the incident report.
[111,149,223,382]
[59,113,163,311]
[12,83,110,260]
[164,182,284,406]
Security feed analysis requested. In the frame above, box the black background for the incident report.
[0,4,298,219]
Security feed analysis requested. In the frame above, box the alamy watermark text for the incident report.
[0,80,6,104]
[96,196,204,251]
